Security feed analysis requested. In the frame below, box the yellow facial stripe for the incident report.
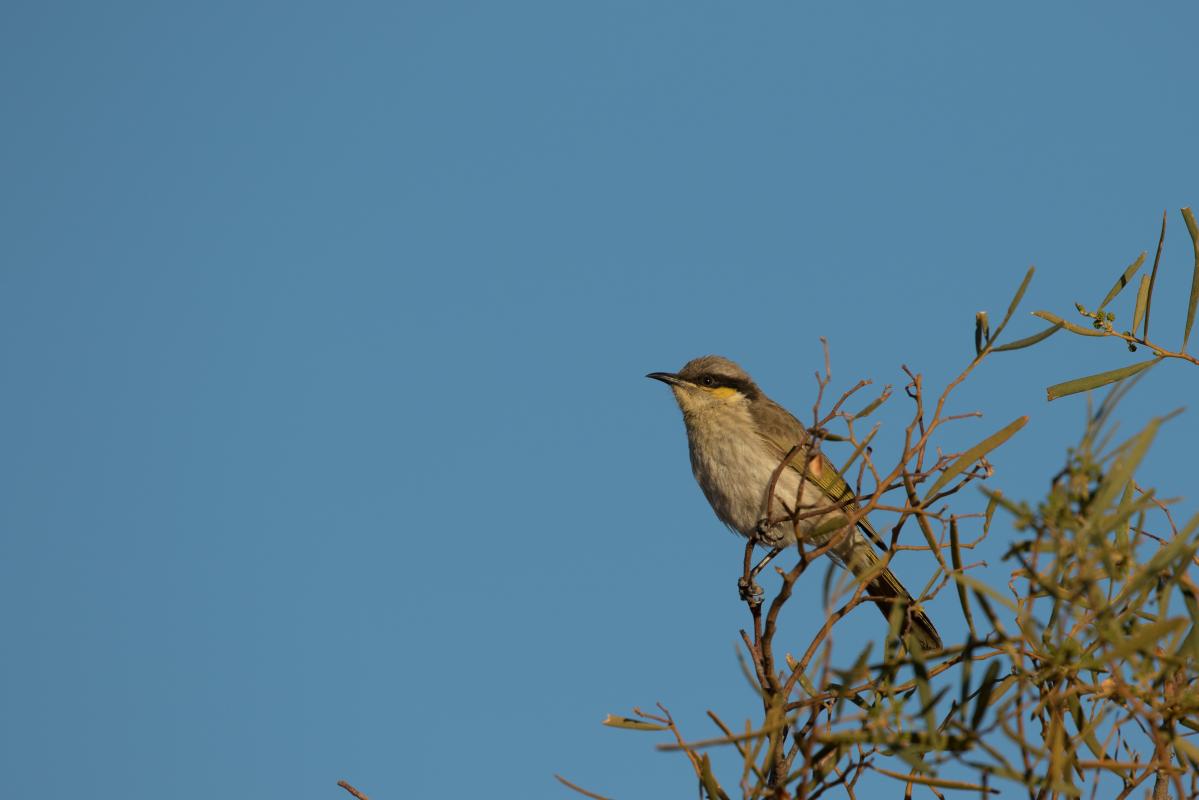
[709,386,740,399]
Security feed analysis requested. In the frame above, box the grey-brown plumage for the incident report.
[648,355,941,651]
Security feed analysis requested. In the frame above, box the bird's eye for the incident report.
[701,375,716,387]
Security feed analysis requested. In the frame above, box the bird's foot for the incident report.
[738,576,765,606]
[755,518,781,542]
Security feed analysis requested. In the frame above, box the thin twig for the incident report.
[337,781,370,800]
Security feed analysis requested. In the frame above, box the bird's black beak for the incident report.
[646,371,685,386]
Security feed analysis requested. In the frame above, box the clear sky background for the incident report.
[3,3,1198,798]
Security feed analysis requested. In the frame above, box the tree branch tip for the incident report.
[337,781,370,800]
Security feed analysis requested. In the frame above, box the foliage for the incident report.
[561,208,1199,799]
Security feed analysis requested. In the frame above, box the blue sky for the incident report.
[3,3,1198,798]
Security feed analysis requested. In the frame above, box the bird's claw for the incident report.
[738,576,765,606]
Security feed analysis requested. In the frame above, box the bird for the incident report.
[647,354,941,651]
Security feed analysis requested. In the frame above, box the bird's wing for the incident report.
[752,402,888,551]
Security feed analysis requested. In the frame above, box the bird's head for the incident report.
[647,355,760,415]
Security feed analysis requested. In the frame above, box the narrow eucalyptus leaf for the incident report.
[953,572,1018,613]
[1178,584,1199,660]
[1031,310,1105,337]
[984,493,999,533]
[853,391,889,420]
[872,767,1000,793]
[923,417,1028,501]
[1108,618,1188,661]
[971,661,1002,731]
[993,322,1063,352]
[1182,207,1199,349]
[1174,737,1199,771]
[698,754,730,800]
[1098,252,1147,310]
[1119,535,1199,604]
[991,266,1035,342]
[601,715,668,731]
[1131,274,1150,338]
[839,425,879,476]
[1144,210,1167,337]
[949,519,976,638]
[1046,358,1162,401]
[1111,482,1135,580]
[981,487,1033,526]
[1087,418,1161,519]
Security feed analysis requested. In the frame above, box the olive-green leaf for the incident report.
[1097,252,1147,310]
[1177,585,1199,661]
[1144,210,1168,338]
[1130,274,1150,339]
[923,416,1028,502]
[698,754,730,800]
[1107,617,1188,661]
[1118,529,1199,604]
[1109,482,1135,580]
[993,322,1063,352]
[970,660,1002,731]
[1031,311,1105,337]
[1046,358,1162,401]
[991,266,1035,343]
[1182,207,1199,350]
[872,766,1000,793]
[1086,418,1160,525]
[853,391,889,421]
[949,520,976,638]
[1174,736,1199,772]
[952,572,1018,613]
[601,714,668,731]
[1068,695,1113,769]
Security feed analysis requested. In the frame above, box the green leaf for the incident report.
[698,754,730,800]
[1130,274,1150,339]
[1108,482,1135,580]
[949,519,976,638]
[970,661,1002,731]
[853,391,890,420]
[923,416,1028,502]
[1174,736,1199,772]
[952,572,1018,613]
[1118,527,1199,605]
[1182,207,1199,349]
[601,714,668,731]
[1085,417,1161,520]
[1097,252,1147,310]
[809,514,851,540]
[990,266,1035,343]
[993,322,1063,352]
[1177,584,1199,661]
[1031,310,1105,337]
[1144,210,1168,337]
[981,488,1033,526]
[872,766,999,793]
[1068,696,1114,770]
[1046,358,1162,401]
[1107,618,1188,661]
[838,427,879,484]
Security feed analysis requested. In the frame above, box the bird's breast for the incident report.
[684,410,799,544]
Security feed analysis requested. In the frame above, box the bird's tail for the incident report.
[843,535,942,652]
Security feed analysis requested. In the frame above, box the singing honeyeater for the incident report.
[648,355,941,651]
